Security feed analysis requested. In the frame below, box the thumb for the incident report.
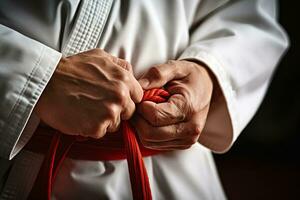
[138,60,187,89]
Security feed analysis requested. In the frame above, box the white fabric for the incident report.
[0,0,288,199]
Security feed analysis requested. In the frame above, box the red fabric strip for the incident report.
[26,88,170,200]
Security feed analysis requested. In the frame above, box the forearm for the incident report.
[179,0,289,152]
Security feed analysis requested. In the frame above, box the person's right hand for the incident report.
[35,48,143,139]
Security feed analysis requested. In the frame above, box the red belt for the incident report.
[25,88,170,200]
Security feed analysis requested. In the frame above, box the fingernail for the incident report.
[138,78,149,88]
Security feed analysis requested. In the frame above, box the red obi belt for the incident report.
[25,88,170,200]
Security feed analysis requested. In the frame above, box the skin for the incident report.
[36,49,213,150]
[35,48,143,139]
[134,60,214,150]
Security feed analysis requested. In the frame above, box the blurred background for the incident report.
[214,1,300,199]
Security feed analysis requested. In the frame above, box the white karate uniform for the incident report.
[0,0,288,199]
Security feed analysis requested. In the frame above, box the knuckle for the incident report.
[89,124,106,139]
[118,90,128,106]
[191,124,202,136]
[194,124,202,135]
[120,60,132,71]
[111,56,118,62]
[104,103,120,120]
[118,86,128,99]
[112,83,129,105]
[121,112,131,121]
[124,61,132,71]
[122,104,135,120]
[123,59,130,65]
[111,57,131,70]
[106,109,115,120]
[121,112,132,121]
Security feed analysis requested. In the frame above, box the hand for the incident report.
[134,60,213,150]
[35,48,143,139]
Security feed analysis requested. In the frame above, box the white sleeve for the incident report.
[0,24,62,160]
[179,0,289,153]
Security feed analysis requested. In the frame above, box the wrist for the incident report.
[181,59,223,108]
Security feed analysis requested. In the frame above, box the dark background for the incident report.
[214,1,300,199]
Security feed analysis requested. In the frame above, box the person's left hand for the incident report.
[133,60,214,150]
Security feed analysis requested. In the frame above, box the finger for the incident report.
[132,114,179,142]
[132,115,194,142]
[140,128,200,149]
[142,140,193,150]
[138,60,189,89]
[111,68,143,104]
[106,116,121,133]
[88,120,110,139]
[137,94,188,126]
[121,99,136,120]
[91,49,142,103]
[104,103,122,133]
[125,72,144,103]
[139,119,201,150]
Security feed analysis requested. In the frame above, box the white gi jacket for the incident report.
[0,0,288,199]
